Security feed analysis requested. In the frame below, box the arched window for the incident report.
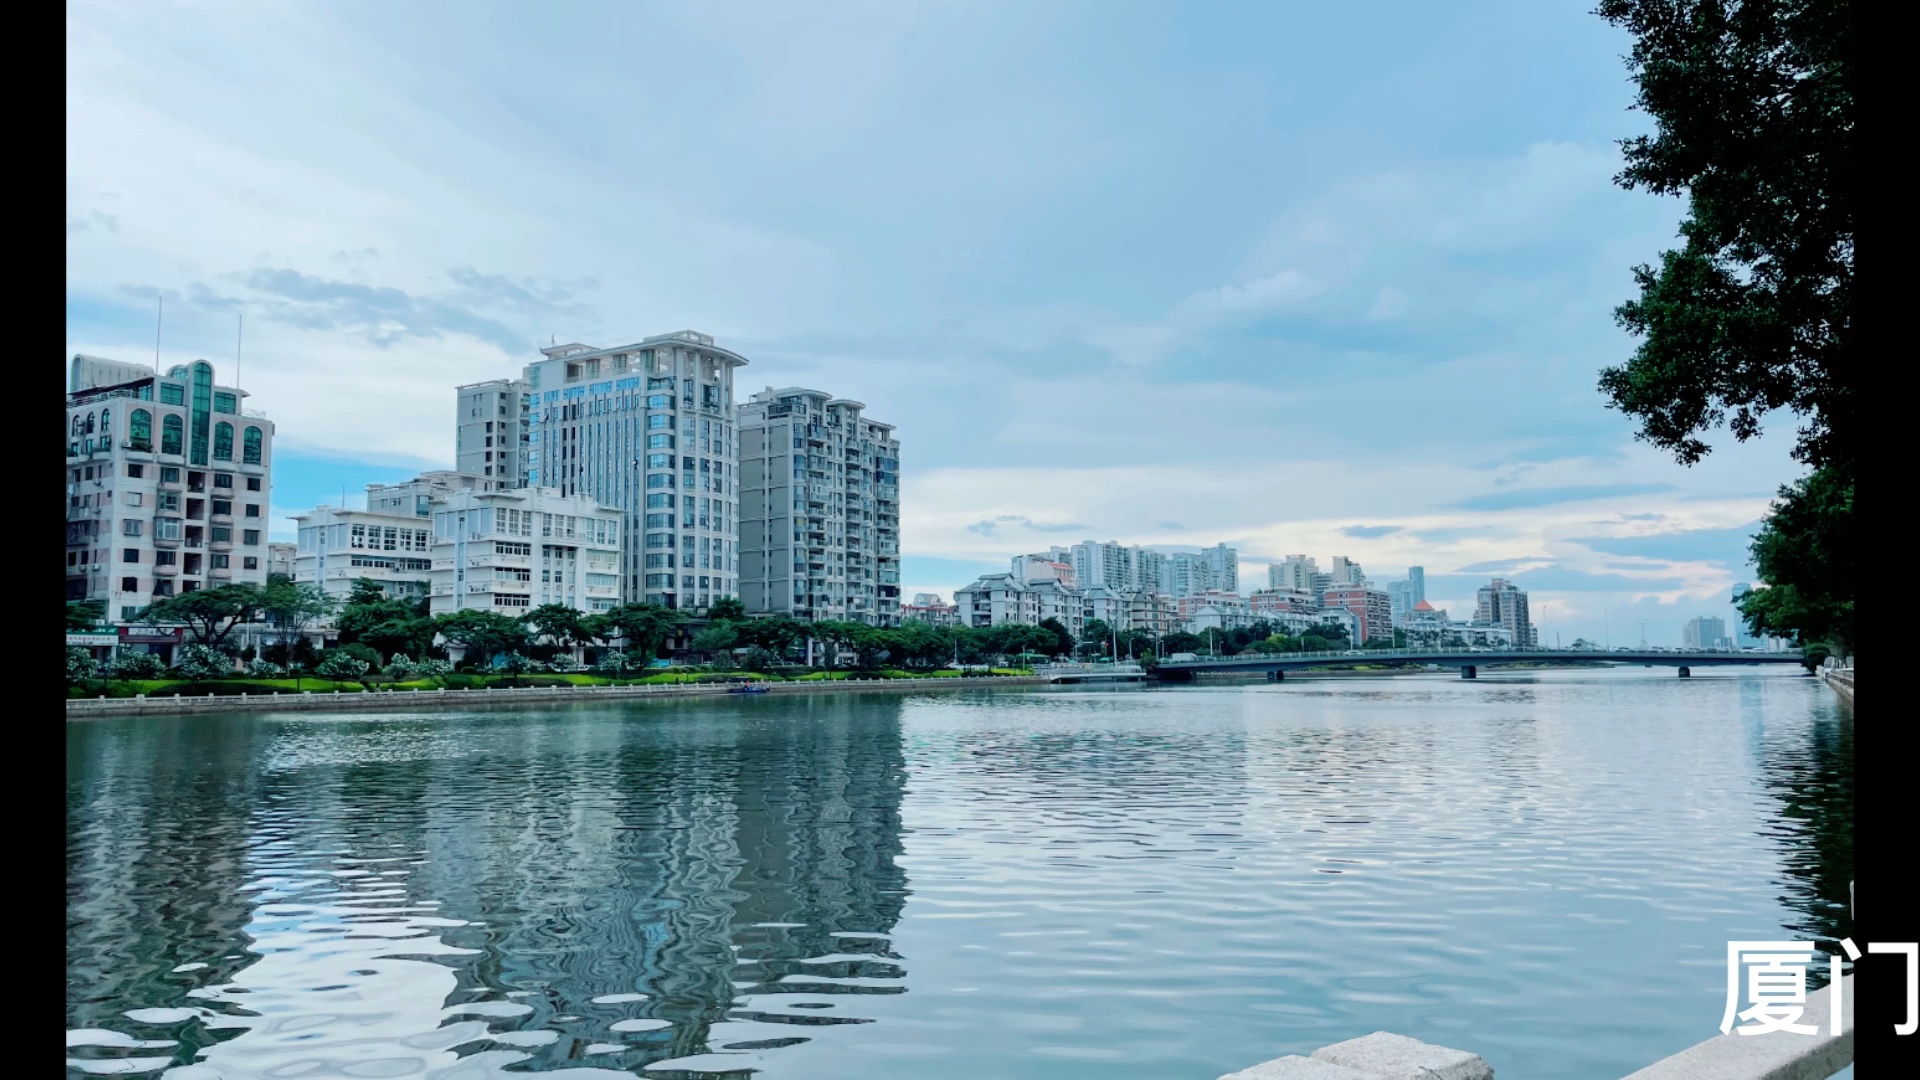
[213,421,234,460]
[100,410,111,432]
[130,409,152,451]
[242,426,263,465]
[162,414,184,456]
[71,415,81,436]
[84,412,96,434]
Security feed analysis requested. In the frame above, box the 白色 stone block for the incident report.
[1309,1032,1494,1080]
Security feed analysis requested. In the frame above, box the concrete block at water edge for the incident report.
[1220,1055,1384,1080]
[1310,1033,1493,1080]
[1618,974,1850,1080]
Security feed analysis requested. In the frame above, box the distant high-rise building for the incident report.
[66,355,276,623]
[1683,615,1731,651]
[1268,555,1318,593]
[1070,541,1134,591]
[455,378,532,486]
[1473,577,1537,648]
[1731,583,1757,647]
[738,386,901,626]
[524,332,746,613]
[1330,556,1364,586]
[1386,566,1427,626]
[1202,543,1238,593]
[1013,551,1077,587]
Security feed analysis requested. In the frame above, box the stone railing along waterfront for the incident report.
[1220,974,1852,1080]
[65,673,1046,719]
[1820,662,1853,705]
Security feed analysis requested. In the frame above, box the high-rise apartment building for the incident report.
[1473,577,1537,648]
[1321,583,1394,643]
[65,356,275,622]
[1330,555,1365,586]
[455,379,532,485]
[1070,541,1135,591]
[523,332,745,613]
[738,387,902,626]
[1268,555,1317,593]
[1682,615,1730,651]
[1386,566,1427,627]
[1202,543,1238,593]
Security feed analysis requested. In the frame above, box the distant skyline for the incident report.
[66,0,1791,644]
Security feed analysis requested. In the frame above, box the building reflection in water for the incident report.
[65,696,910,1076]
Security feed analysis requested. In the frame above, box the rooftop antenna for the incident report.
[235,312,243,392]
[154,292,163,367]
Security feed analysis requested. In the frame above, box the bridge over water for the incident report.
[1153,648,1807,681]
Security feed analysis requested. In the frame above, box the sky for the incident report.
[65,0,1802,645]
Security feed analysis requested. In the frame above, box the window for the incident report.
[214,391,237,414]
[646,573,673,588]
[647,433,674,449]
[243,530,260,545]
[245,476,261,491]
[645,553,670,568]
[214,473,234,489]
[243,556,258,570]
[646,512,672,528]
[647,473,673,489]
[161,467,179,483]
[121,578,139,593]
[153,580,175,597]
[213,422,234,460]
[125,492,144,507]
[647,453,672,469]
[122,520,142,537]
[242,427,263,464]
[645,493,674,509]
[211,526,231,542]
[129,410,152,451]
[123,549,140,563]
[160,383,184,406]
[211,500,233,516]
[161,414,184,455]
[245,504,260,518]
[154,550,176,565]
[211,554,230,569]
[647,414,672,429]
[153,519,181,541]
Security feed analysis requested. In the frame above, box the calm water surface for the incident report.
[67,668,1852,1079]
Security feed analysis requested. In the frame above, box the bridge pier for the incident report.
[1678,666,1690,678]
[1460,665,1476,680]
[1266,670,1284,682]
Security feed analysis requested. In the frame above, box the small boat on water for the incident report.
[726,681,770,695]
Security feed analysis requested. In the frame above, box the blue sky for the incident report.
[65,0,1798,644]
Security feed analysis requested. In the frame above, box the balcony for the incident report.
[153,564,178,577]
[210,566,232,580]
[210,512,234,525]
[210,539,233,552]
[152,534,180,548]
[157,476,181,491]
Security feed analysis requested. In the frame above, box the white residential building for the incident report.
[902,593,959,626]
[524,332,745,613]
[1683,615,1731,651]
[1474,577,1538,648]
[738,387,902,625]
[1269,555,1318,593]
[267,542,296,579]
[429,486,624,615]
[1070,541,1134,591]
[1386,566,1426,626]
[1012,552,1077,587]
[292,472,505,603]
[455,378,532,486]
[1162,543,1239,598]
[65,356,275,622]
[1330,556,1365,586]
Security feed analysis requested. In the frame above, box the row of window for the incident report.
[74,410,267,463]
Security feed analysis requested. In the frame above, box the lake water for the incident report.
[66,667,1853,1079]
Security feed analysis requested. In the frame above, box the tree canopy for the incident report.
[1596,0,1852,652]
[140,584,264,648]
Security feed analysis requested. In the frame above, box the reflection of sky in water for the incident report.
[66,670,1851,1079]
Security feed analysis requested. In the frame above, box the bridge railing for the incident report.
[1159,647,1803,667]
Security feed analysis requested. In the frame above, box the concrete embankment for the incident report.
[1822,665,1853,705]
[65,675,1048,720]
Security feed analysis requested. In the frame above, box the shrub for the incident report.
[111,651,168,680]
[338,642,383,667]
[67,647,100,686]
[546,653,583,673]
[173,644,233,682]
[595,651,639,678]
[246,658,288,678]
[314,652,371,681]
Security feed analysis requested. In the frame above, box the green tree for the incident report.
[260,578,333,655]
[433,609,529,667]
[1596,0,1852,650]
[1037,617,1075,658]
[314,651,371,683]
[1080,619,1113,658]
[335,579,435,659]
[690,622,740,658]
[173,643,233,682]
[525,604,589,651]
[707,596,747,621]
[66,599,107,631]
[140,584,266,648]
[110,651,168,680]
[735,615,803,658]
[495,651,537,684]
[598,603,688,663]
